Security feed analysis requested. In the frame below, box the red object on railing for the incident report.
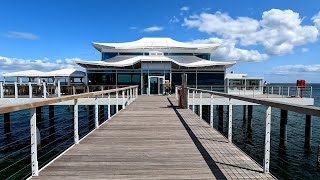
[296,80,306,98]
[297,80,306,88]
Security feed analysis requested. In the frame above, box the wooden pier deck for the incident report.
[33,96,275,179]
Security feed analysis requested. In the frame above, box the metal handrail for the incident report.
[0,85,139,114]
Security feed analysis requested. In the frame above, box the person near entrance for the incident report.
[165,80,171,96]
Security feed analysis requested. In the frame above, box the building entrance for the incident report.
[148,76,164,95]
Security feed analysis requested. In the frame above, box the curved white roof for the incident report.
[75,56,235,68]
[3,69,85,78]
[92,37,220,51]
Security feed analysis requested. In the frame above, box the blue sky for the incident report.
[0,0,320,82]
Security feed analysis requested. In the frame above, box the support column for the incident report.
[29,82,32,98]
[210,94,213,128]
[14,82,18,98]
[116,91,119,113]
[279,109,288,149]
[181,74,188,109]
[57,80,61,97]
[192,90,195,112]
[304,115,312,151]
[218,105,224,132]
[30,108,39,176]
[49,105,55,134]
[74,99,79,144]
[4,113,10,134]
[264,106,271,173]
[95,98,99,128]
[43,82,47,98]
[0,82,3,98]
[228,99,233,143]
[36,107,42,123]
[248,105,253,127]
[122,90,125,109]
[243,105,247,121]
[199,92,202,119]
[108,93,111,119]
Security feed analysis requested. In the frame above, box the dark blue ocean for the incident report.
[0,84,320,179]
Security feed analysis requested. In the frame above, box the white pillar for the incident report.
[130,88,132,103]
[192,90,195,112]
[210,94,213,128]
[101,86,104,98]
[95,97,99,128]
[199,92,202,119]
[30,108,39,176]
[73,86,76,95]
[43,82,47,98]
[108,93,111,119]
[122,90,125,109]
[127,89,130,105]
[29,82,32,98]
[74,99,79,144]
[116,91,119,113]
[228,99,233,143]
[136,87,138,99]
[0,82,3,98]
[14,82,18,98]
[175,86,178,99]
[264,106,272,173]
[57,80,61,97]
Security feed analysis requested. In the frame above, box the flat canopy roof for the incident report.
[75,55,236,69]
[3,68,86,78]
[92,37,220,52]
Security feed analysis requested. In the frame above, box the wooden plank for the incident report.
[32,96,275,179]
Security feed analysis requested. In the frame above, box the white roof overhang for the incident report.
[75,56,236,69]
[2,69,86,78]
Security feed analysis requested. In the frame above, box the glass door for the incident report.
[148,76,164,95]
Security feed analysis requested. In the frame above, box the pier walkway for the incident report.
[32,96,275,179]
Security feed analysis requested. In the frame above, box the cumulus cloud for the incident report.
[1,31,39,40]
[184,9,319,57]
[0,56,83,74]
[180,6,190,11]
[312,11,320,30]
[274,64,320,74]
[192,37,268,62]
[169,16,180,23]
[143,26,163,32]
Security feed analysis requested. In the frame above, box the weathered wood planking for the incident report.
[32,95,275,179]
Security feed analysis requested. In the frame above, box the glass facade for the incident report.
[102,53,118,60]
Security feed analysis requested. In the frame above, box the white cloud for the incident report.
[312,11,320,30]
[192,37,268,62]
[0,56,83,74]
[130,27,138,30]
[274,64,320,74]
[1,31,39,40]
[169,16,180,23]
[143,26,163,32]
[180,6,190,11]
[184,9,319,56]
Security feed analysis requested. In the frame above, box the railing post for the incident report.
[57,80,61,97]
[122,90,125,109]
[310,86,313,98]
[74,99,79,144]
[228,98,233,143]
[210,94,213,128]
[14,82,18,98]
[116,91,119,113]
[175,86,178,99]
[304,115,312,151]
[43,82,47,98]
[280,109,288,148]
[127,89,130,105]
[30,107,39,176]
[199,92,202,119]
[0,82,3,98]
[95,97,99,128]
[29,82,32,98]
[271,86,273,95]
[73,86,76,95]
[264,106,271,173]
[108,93,111,119]
[288,87,290,97]
[192,90,195,112]
[136,87,138,99]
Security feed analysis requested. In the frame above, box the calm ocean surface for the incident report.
[0,84,320,179]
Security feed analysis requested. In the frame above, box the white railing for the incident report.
[176,86,320,175]
[0,85,138,179]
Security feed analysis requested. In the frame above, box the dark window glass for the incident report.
[119,52,144,56]
[88,73,116,85]
[195,53,211,60]
[186,73,197,86]
[117,73,141,85]
[171,73,182,93]
[102,53,118,60]
[197,73,224,91]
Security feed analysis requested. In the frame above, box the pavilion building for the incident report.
[75,37,236,95]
